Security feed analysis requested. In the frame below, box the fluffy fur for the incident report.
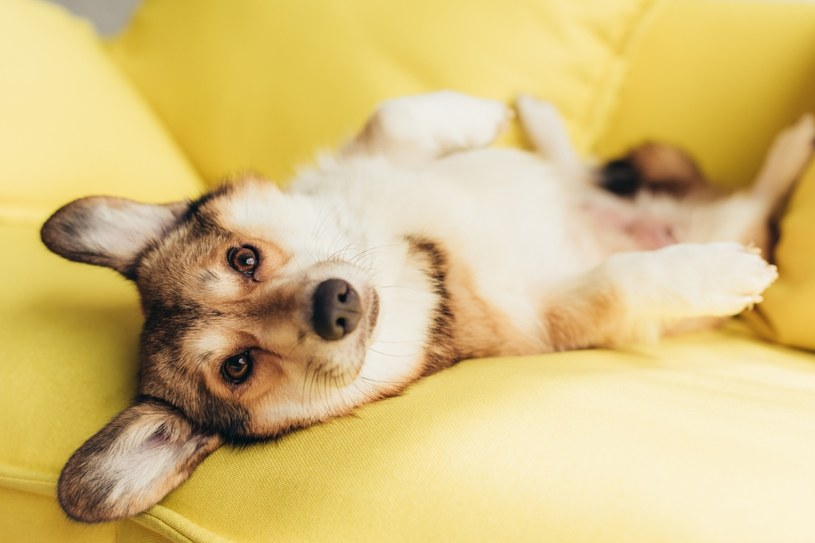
[41,91,814,522]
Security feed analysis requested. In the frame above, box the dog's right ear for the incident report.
[41,197,187,279]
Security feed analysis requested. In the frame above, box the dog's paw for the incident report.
[755,113,815,195]
[515,94,586,177]
[785,113,815,150]
[658,242,778,318]
[376,91,511,154]
[516,94,560,129]
[609,242,778,321]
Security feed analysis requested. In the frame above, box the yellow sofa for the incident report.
[3,0,815,541]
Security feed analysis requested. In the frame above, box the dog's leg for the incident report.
[342,91,512,166]
[750,113,815,209]
[542,242,777,350]
[516,93,588,180]
[696,114,815,250]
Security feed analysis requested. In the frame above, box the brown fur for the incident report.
[543,282,623,351]
[600,143,721,200]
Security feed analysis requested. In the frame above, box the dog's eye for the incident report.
[228,245,259,276]
[221,351,253,384]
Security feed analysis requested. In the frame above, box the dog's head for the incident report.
[42,178,398,522]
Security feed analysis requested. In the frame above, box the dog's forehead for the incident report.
[135,187,239,300]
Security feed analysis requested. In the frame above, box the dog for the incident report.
[41,91,815,522]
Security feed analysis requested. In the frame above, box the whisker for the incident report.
[367,347,414,358]
[301,357,314,401]
[360,376,405,386]
[371,339,424,344]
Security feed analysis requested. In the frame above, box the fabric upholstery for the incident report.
[0,0,201,226]
[749,162,815,349]
[3,0,815,541]
[108,0,661,184]
[0,0,200,540]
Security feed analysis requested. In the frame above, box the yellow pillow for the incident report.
[595,0,815,190]
[0,1,201,541]
[749,162,815,350]
[109,0,663,185]
[0,0,201,226]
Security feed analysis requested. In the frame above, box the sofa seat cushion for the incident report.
[119,327,815,543]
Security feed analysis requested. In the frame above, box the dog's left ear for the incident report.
[41,196,187,279]
[58,399,223,523]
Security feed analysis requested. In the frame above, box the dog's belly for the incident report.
[331,149,612,352]
[296,148,678,356]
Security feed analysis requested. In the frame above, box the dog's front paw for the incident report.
[660,242,778,318]
[376,91,511,154]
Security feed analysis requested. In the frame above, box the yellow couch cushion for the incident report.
[749,162,815,350]
[109,0,663,185]
[5,0,815,542]
[595,0,815,189]
[0,0,201,226]
[0,0,202,540]
[131,329,815,543]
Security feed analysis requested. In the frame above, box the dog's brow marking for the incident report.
[179,184,235,225]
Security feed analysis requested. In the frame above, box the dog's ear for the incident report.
[41,196,187,279]
[58,400,222,523]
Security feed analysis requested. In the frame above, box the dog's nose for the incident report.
[312,279,362,340]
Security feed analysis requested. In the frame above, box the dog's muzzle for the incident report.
[311,278,362,340]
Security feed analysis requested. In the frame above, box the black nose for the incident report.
[312,279,362,341]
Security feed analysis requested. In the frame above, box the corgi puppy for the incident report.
[41,92,814,522]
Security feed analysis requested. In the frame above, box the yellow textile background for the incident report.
[0,1,201,541]
[595,0,815,190]
[748,162,815,349]
[109,0,661,185]
[0,0,201,226]
[3,0,815,541]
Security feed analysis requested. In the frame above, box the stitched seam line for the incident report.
[583,0,672,154]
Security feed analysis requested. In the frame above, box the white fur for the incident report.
[223,92,810,428]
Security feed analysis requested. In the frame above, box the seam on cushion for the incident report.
[0,463,57,497]
[101,38,208,187]
[0,204,56,227]
[98,37,207,187]
[0,471,55,484]
[0,466,229,543]
[582,0,672,155]
[133,506,234,543]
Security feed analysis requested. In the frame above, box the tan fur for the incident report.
[447,256,544,358]
[543,285,622,351]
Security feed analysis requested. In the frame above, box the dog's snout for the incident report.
[312,279,362,341]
